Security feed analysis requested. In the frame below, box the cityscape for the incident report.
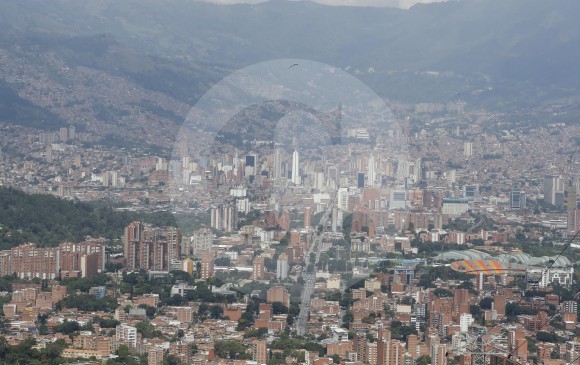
[0,1,580,365]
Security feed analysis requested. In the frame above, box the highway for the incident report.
[295,197,335,336]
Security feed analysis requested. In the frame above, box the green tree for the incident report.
[416,355,431,365]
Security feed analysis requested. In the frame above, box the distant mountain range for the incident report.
[0,0,579,133]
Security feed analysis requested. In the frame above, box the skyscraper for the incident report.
[276,253,289,280]
[544,175,562,205]
[291,150,300,185]
[357,172,365,189]
[367,155,376,187]
[274,148,282,181]
[509,191,526,210]
[566,180,578,235]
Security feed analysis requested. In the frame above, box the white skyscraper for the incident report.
[274,148,282,181]
[367,155,376,187]
[337,187,349,211]
[292,150,300,185]
[276,253,289,280]
[459,313,473,332]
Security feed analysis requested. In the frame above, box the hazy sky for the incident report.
[203,0,448,9]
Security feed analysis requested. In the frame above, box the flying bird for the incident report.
[289,63,299,69]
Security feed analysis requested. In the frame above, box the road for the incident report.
[467,212,487,233]
[295,198,335,336]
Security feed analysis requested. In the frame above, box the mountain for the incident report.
[0,0,579,135]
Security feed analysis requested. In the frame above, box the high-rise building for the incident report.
[124,222,182,271]
[463,184,479,200]
[276,253,289,280]
[459,313,473,332]
[148,346,164,365]
[406,334,418,360]
[292,150,300,185]
[337,187,350,211]
[544,175,562,206]
[367,155,376,187]
[252,255,265,280]
[210,204,237,232]
[463,142,473,157]
[5,243,59,280]
[58,241,106,277]
[357,172,365,189]
[253,340,268,365]
[191,228,213,256]
[304,207,312,228]
[389,190,407,210]
[116,324,138,348]
[566,180,578,235]
[59,127,69,142]
[45,144,53,163]
[510,191,526,210]
[431,344,447,365]
[200,254,214,280]
[377,339,404,365]
[274,149,282,181]
[267,286,290,306]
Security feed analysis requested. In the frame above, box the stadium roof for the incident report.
[450,259,526,275]
[436,249,572,268]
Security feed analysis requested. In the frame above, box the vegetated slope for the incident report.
[0,187,175,249]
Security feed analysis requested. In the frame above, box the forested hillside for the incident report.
[0,187,175,249]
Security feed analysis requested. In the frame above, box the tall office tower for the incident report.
[274,148,282,180]
[463,184,480,200]
[292,150,301,185]
[415,157,423,181]
[252,255,265,280]
[200,254,214,280]
[331,206,338,232]
[304,207,312,228]
[566,180,578,235]
[367,155,376,187]
[276,253,289,280]
[463,142,473,157]
[509,191,527,210]
[544,174,561,205]
[253,340,268,365]
[357,172,365,189]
